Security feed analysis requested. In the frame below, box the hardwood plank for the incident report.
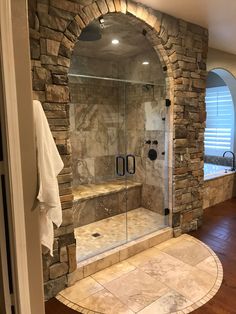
[190,197,236,313]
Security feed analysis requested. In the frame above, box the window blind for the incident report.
[204,86,234,156]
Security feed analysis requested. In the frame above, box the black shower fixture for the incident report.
[142,29,147,36]
[79,24,102,41]
[98,16,105,28]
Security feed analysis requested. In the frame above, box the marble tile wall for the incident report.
[69,77,125,186]
[70,77,167,224]
[125,83,168,215]
[73,186,142,227]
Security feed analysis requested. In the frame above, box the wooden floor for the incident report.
[190,198,236,314]
[45,198,236,314]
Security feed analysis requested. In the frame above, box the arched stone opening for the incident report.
[30,0,208,300]
[205,68,236,164]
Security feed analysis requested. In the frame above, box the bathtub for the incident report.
[204,163,231,180]
[203,163,236,209]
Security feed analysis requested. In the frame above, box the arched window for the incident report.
[205,70,235,157]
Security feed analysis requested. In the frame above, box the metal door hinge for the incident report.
[165,99,171,107]
[164,208,170,216]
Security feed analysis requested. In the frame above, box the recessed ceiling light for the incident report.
[112,39,119,45]
[142,61,149,65]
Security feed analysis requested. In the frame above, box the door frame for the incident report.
[0,0,45,313]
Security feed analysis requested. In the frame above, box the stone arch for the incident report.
[31,0,208,300]
[57,1,176,91]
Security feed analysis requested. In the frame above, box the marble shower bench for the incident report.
[72,180,142,228]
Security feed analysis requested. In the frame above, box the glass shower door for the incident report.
[71,76,128,262]
[124,82,169,242]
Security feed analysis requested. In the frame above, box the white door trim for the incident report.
[0,0,32,312]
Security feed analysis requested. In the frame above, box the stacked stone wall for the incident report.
[29,0,208,299]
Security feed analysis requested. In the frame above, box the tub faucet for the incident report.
[223,151,235,171]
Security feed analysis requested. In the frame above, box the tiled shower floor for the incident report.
[75,207,166,262]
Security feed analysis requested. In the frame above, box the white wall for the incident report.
[207,48,236,78]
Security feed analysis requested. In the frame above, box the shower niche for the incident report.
[69,13,170,263]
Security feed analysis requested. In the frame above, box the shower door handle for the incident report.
[126,154,136,175]
[116,156,125,176]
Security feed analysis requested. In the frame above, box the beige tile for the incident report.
[126,247,161,267]
[83,251,120,277]
[67,267,84,286]
[162,238,211,266]
[75,207,166,263]
[91,260,136,285]
[149,228,173,247]
[104,269,168,312]
[119,239,150,261]
[155,235,185,251]
[60,276,103,302]
[196,256,218,276]
[138,250,188,279]
[79,289,134,314]
[138,251,215,303]
[138,290,192,314]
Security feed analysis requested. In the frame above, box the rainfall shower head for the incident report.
[79,24,102,41]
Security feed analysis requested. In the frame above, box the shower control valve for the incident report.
[152,140,158,145]
[145,140,151,145]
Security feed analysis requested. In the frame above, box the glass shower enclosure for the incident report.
[69,74,169,262]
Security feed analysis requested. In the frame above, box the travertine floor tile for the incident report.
[91,260,136,285]
[104,268,169,312]
[196,256,218,276]
[161,238,211,266]
[138,250,189,278]
[79,289,134,314]
[161,266,215,303]
[126,247,161,267]
[138,290,192,314]
[60,276,103,302]
[57,235,223,314]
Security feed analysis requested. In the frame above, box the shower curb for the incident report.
[67,227,173,286]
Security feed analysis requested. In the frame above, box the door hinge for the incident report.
[165,99,171,107]
[164,208,170,216]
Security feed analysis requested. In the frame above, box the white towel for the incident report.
[33,100,64,255]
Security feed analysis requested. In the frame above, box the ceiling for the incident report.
[137,0,236,55]
[74,14,153,59]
